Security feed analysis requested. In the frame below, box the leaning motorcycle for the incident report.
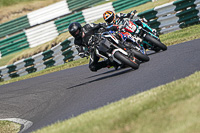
[115,10,167,52]
[122,18,167,52]
[88,32,140,70]
[110,30,150,62]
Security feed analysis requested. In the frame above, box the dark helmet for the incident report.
[68,22,82,37]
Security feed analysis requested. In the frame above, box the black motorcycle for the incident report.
[88,32,140,70]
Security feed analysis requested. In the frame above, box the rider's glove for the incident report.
[130,10,137,16]
[118,25,126,32]
[84,51,90,56]
[152,29,159,37]
[142,18,148,23]
[79,50,90,58]
[120,29,126,32]
[99,23,107,28]
[79,52,86,58]
[130,11,135,16]
[152,29,157,33]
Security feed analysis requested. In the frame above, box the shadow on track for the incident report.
[86,58,151,79]
[146,50,166,56]
[86,69,121,79]
[66,68,134,89]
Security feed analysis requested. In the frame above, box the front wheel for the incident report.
[114,51,139,69]
[145,34,167,51]
[131,49,150,62]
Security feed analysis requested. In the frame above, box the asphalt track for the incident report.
[0,39,200,132]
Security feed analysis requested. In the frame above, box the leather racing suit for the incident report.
[74,23,113,72]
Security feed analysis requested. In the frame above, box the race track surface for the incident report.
[0,39,200,132]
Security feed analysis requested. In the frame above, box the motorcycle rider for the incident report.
[102,10,143,47]
[103,10,152,62]
[103,10,137,25]
[68,22,119,72]
[103,10,158,36]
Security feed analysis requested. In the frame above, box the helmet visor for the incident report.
[105,15,114,24]
[72,29,82,37]
[75,30,80,36]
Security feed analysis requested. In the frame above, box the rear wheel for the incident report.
[114,51,139,69]
[145,34,167,51]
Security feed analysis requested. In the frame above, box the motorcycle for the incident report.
[88,32,140,70]
[115,10,167,53]
[109,30,150,62]
[122,17,167,52]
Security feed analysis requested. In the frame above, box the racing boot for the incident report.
[106,58,120,70]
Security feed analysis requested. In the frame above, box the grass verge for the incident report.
[33,71,200,133]
[0,0,61,23]
[5,32,71,65]
[0,120,21,133]
[0,57,89,86]
[0,0,43,7]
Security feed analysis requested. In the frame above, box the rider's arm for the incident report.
[90,23,100,30]
[74,38,85,58]
[117,13,131,19]
[117,10,136,20]
[105,25,118,31]
[105,25,126,33]
[89,23,107,30]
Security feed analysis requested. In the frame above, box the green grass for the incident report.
[0,57,89,85]
[0,32,71,67]
[0,0,37,7]
[0,120,21,133]
[160,24,200,46]
[33,71,200,133]
[0,52,20,67]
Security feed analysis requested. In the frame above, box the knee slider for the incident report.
[89,65,97,72]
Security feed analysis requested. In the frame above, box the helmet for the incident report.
[68,22,82,37]
[103,11,116,24]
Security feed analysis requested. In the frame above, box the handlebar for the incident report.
[88,33,101,47]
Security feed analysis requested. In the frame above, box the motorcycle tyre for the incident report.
[114,51,139,69]
[131,49,150,62]
[153,47,161,52]
[145,34,167,51]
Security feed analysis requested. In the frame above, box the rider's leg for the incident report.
[89,51,109,72]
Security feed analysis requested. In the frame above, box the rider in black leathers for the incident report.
[68,22,118,72]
